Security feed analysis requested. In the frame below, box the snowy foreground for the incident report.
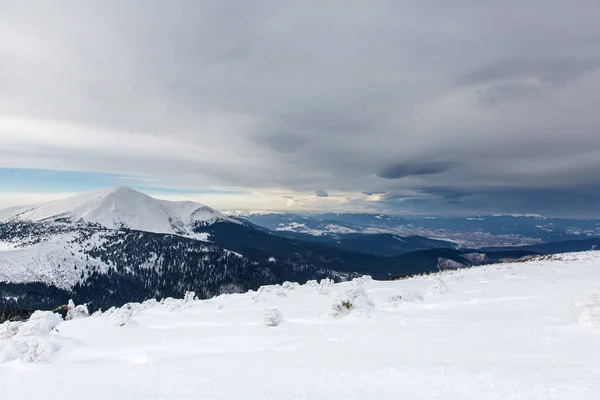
[2,252,600,399]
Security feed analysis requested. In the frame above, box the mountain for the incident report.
[3,187,596,318]
[483,237,600,255]
[269,231,457,257]
[231,212,409,236]
[3,185,239,236]
[193,222,437,276]
[228,212,366,235]
[234,212,600,248]
[0,187,352,315]
[316,212,409,229]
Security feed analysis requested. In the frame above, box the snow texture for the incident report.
[1,251,600,398]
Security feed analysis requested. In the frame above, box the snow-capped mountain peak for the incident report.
[1,186,239,235]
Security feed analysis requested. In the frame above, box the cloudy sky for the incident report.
[1,1,599,217]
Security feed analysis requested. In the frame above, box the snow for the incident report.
[0,232,112,289]
[0,186,240,235]
[492,213,547,219]
[0,242,19,252]
[2,251,600,398]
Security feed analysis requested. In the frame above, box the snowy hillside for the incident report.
[2,251,600,399]
[1,186,238,236]
[0,187,246,290]
[0,188,353,308]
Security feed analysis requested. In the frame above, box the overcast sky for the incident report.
[1,1,599,216]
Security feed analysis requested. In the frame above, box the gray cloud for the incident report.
[460,57,600,87]
[1,1,600,216]
[362,191,387,196]
[460,56,600,104]
[418,187,473,201]
[377,162,450,179]
[315,190,329,198]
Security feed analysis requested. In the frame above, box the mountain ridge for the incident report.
[0,186,240,236]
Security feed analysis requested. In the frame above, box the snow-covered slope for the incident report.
[0,186,247,289]
[1,186,239,235]
[0,232,113,289]
[2,251,600,399]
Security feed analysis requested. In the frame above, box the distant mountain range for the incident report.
[1,186,599,320]
[230,211,600,248]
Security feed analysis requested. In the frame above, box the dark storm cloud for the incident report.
[376,162,450,179]
[1,1,600,216]
[315,190,329,198]
[418,187,473,201]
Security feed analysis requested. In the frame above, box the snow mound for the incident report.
[0,311,64,363]
[317,278,335,295]
[16,311,62,337]
[1,186,239,235]
[330,287,374,318]
[65,300,89,320]
[263,308,283,327]
[106,304,136,327]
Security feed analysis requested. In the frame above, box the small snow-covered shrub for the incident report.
[142,298,159,308]
[320,278,334,287]
[253,285,285,302]
[263,308,283,327]
[282,281,300,291]
[161,297,183,312]
[107,304,135,327]
[104,306,117,316]
[305,280,319,288]
[353,276,373,286]
[184,291,197,302]
[330,300,354,317]
[17,311,62,337]
[65,300,89,320]
[0,311,63,364]
[329,287,374,318]
[317,278,334,295]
